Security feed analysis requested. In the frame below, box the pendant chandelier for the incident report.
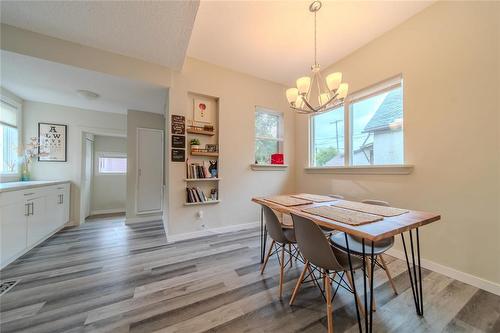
[286,1,348,114]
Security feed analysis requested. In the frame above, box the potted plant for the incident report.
[190,138,201,152]
[20,137,47,181]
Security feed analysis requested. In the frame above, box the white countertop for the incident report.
[0,180,70,193]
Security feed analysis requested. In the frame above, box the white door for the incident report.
[136,128,164,214]
[26,196,48,247]
[83,138,93,218]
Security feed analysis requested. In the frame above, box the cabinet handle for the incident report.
[24,192,35,196]
[61,194,64,204]
[25,203,30,216]
[30,202,34,215]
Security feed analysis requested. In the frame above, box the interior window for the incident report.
[0,100,19,175]
[255,108,284,164]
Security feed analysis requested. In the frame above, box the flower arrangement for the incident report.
[20,137,47,181]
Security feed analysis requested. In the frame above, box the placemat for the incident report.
[333,200,409,217]
[302,205,383,226]
[291,193,335,203]
[264,195,313,207]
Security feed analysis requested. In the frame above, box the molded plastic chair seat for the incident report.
[283,228,296,243]
[330,233,394,256]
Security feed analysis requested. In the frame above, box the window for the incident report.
[310,76,404,167]
[255,107,284,164]
[98,154,127,174]
[0,99,20,176]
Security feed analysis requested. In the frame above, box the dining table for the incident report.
[252,194,441,333]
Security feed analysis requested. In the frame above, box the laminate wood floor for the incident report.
[0,218,498,333]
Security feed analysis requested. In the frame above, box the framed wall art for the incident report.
[38,122,67,162]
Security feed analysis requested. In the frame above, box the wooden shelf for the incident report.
[184,178,221,182]
[186,128,216,136]
[191,151,219,157]
[184,200,220,206]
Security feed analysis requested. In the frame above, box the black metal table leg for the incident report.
[401,228,424,316]
[344,233,362,332]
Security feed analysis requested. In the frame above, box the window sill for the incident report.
[251,164,288,171]
[304,164,414,175]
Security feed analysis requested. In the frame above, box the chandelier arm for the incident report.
[302,96,319,112]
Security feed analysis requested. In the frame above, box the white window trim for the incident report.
[96,152,127,175]
[253,106,285,168]
[0,93,22,181]
[308,74,413,174]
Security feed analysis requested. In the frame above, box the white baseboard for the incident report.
[90,208,125,215]
[125,215,163,224]
[386,248,500,296]
[167,221,260,243]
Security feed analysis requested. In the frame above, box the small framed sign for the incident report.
[38,123,67,162]
[172,135,186,149]
[171,115,185,135]
[171,149,185,162]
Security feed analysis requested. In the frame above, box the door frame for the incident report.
[135,127,164,215]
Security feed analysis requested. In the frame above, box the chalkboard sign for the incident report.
[172,135,185,148]
[171,149,185,162]
[171,115,185,134]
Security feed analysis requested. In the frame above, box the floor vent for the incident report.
[0,280,19,296]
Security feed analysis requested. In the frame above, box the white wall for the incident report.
[91,135,127,214]
[23,101,127,224]
[167,57,295,236]
[294,1,500,285]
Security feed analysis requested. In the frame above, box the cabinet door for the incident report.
[0,201,28,268]
[26,197,48,247]
[46,191,64,231]
[62,184,70,223]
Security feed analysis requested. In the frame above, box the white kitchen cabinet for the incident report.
[0,181,70,268]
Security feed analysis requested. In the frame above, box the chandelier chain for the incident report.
[314,9,317,66]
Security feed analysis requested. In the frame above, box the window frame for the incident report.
[309,75,410,172]
[95,152,127,175]
[0,93,22,180]
[254,106,284,165]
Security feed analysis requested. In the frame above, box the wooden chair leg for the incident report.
[290,261,309,305]
[279,244,285,299]
[260,240,276,275]
[324,270,334,333]
[380,254,398,295]
[345,270,365,317]
[366,259,376,311]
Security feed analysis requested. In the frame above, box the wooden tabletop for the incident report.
[252,196,441,241]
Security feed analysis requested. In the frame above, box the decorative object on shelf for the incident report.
[208,160,218,178]
[186,125,215,136]
[190,138,201,151]
[171,115,185,134]
[205,144,217,153]
[172,135,186,149]
[271,153,284,165]
[171,148,185,162]
[38,123,67,162]
[285,1,349,114]
[210,188,218,200]
[193,98,212,123]
[20,137,47,181]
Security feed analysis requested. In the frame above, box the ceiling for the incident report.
[0,50,167,115]
[0,0,199,70]
[188,0,434,85]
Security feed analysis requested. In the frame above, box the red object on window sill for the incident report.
[271,153,284,165]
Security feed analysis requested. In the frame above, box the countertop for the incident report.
[0,180,70,193]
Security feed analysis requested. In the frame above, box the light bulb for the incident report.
[319,93,331,105]
[337,83,349,99]
[286,88,299,105]
[326,72,342,91]
[296,76,311,95]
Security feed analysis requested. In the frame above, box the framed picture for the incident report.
[172,135,186,148]
[193,98,212,124]
[171,149,185,162]
[38,123,67,162]
[206,144,218,152]
[171,115,185,134]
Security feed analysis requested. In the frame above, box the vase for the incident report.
[20,162,31,181]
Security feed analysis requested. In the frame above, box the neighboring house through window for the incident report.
[255,107,284,164]
[311,76,404,167]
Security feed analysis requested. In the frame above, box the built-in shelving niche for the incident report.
[184,92,220,206]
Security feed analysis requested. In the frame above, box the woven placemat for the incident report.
[264,195,313,207]
[302,205,383,226]
[291,193,335,203]
[333,200,409,217]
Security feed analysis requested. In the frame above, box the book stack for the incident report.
[186,187,208,203]
[186,159,212,179]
